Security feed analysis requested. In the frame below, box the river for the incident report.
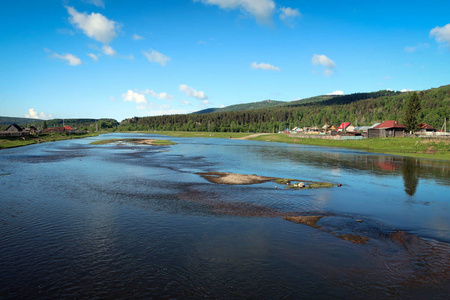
[1,133,449,299]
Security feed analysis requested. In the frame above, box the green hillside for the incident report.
[0,116,42,126]
[0,117,119,131]
[194,99,285,114]
[120,85,450,133]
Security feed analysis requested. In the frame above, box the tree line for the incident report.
[120,85,450,133]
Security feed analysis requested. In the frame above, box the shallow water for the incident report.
[1,133,449,299]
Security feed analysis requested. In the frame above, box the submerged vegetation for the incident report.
[90,138,177,146]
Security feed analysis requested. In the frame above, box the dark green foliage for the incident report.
[403,92,421,133]
[194,99,285,114]
[0,116,42,125]
[43,121,48,130]
[120,85,450,133]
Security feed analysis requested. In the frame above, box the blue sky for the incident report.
[1,0,449,121]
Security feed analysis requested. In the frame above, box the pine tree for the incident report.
[404,92,421,133]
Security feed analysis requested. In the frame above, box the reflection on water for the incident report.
[0,133,449,299]
[402,158,419,196]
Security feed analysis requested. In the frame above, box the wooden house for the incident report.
[6,124,22,133]
[368,120,406,138]
[417,123,436,132]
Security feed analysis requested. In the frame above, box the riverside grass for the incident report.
[148,131,450,161]
[249,134,450,160]
[0,132,101,149]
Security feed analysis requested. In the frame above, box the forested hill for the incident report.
[285,90,403,107]
[0,117,119,131]
[0,116,42,125]
[193,90,402,114]
[194,99,285,114]
[121,84,450,133]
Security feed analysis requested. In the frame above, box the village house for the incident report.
[5,124,22,133]
[322,124,332,132]
[368,120,406,138]
[337,122,354,132]
[43,126,72,133]
[417,123,437,133]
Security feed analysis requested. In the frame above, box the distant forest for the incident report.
[120,85,450,132]
[0,118,118,131]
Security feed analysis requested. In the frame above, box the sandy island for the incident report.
[196,171,336,189]
[196,172,277,185]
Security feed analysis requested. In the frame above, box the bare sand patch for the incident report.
[196,172,276,185]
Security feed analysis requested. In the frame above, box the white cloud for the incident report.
[66,6,118,44]
[323,69,333,77]
[312,54,336,76]
[122,90,147,104]
[179,84,208,100]
[220,104,225,108]
[133,34,144,40]
[312,54,335,68]
[144,89,174,101]
[251,62,280,71]
[102,45,116,56]
[25,109,52,120]
[181,100,191,105]
[401,89,413,93]
[196,0,276,24]
[202,100,209,105]
[49,51,82,66]
[87,53,99,62]
[279,7,300,26]
[279,7,300,20]
[136,104,147,110]
[327,90,344,95]
[84,0,105,8]
[430,24,450,46]
[142,49,171,66]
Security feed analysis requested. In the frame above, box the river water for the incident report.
[1,133,449,299]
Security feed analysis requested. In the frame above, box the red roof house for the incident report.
[337,122,352,131]
[417,123,436,132]
[373,120,406,129]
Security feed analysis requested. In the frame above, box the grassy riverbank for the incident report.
[0,132,101,149]
[249,134,450,160]
[146,131,450,161]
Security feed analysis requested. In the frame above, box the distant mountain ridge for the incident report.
[193,90,401,114]
[194,99,285,114]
